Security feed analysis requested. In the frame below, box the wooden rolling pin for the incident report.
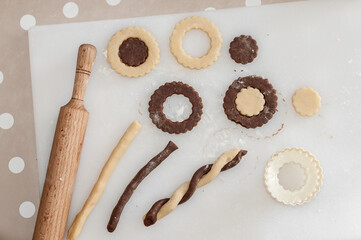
[33,44,97,240]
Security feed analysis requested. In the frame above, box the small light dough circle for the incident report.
[107,27,160,77]
[235,87,265,117]
[264,148,322,206]
[169,16,222,69]
[292,87,321,116]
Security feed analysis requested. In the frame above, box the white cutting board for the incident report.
[29,1,361,239]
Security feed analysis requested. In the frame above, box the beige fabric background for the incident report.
[0,0,299,239]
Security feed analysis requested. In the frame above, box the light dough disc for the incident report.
[235,87,265,117]
[292,87,321,116]
[169,16,222,69]
[107,27,160,77]
[264,148,322,206]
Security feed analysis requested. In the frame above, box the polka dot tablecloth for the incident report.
[0,0,300,239]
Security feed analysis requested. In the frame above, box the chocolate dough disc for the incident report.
[229,35,258,64]
[118,37,148,67]
[223,76,277,128]
[149,82,203,134]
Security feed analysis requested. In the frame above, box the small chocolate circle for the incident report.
[118,37,149,67]
[149,82,203,134]
[229,35,258,64]
[223,76,278,129]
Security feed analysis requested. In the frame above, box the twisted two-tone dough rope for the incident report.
[143,148,247,226]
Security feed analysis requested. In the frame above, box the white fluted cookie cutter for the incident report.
[264,148,322,205]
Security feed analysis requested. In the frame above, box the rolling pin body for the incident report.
[33,44,97,240]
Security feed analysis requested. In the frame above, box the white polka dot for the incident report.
[0,113,14,129]
[205,7,216,11]
[106,0,121,6]
[245,0,262,7]
[19,201,35,218]
[63,2,79,18]
[9,157,25,174]
[20,15,36,30]
[0,71,3,84]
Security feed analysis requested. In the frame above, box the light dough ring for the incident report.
[107,27,160,77]
[169,16,222,69]
[264,148,323,206]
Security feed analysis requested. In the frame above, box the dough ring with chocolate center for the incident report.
[223,76,278,128]
[107,27,160,77]
[149,81,203,134]
[169,16,222,69]
[264,148,323,206]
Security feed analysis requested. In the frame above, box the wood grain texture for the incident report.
[32,44,96,240]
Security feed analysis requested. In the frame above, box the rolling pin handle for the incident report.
[72,44,97,101]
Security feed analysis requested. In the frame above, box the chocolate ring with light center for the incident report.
[149,81,203,134]
[223,76,278,128]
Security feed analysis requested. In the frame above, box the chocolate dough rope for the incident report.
[107,141,178,232]
[143,149,247,226]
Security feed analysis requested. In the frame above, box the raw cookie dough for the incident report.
[264,148,323,206]
[67,121,142,240]
[229,35,258,64]
[143,149,247,226]
[107,141,178,232]
[292,87,321,116]
[169,16,222,69]
[148,81,203,134]
[118,38,148,67]
[223,76,278,128]
[107,27,160,77]
[235,87,265,117]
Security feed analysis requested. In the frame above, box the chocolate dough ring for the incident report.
[148,81,203,134]
[107,27,160,78]
[169,16,222,69]
[223,76,278,128]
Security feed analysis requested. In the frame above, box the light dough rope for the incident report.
[143,149,247,226]
[67,121,142,240]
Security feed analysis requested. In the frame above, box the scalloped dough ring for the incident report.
[169,16,222,69]
[264,148,322,206]
[107,27,160,77]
